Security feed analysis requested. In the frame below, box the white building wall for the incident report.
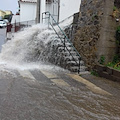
[59,0,81,22]
[40,0,46,22]
[46,2,58,22]
[19,0,81,23]
[11,15,20,24]
[20,2,36,22]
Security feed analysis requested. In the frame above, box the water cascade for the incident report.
[0,17,79,71]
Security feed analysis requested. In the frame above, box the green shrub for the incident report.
[106,54,120,71]
[91,71,99,77]
[113,54,120,63]
[116,26,120,45]
[113,6,117,11]
[99,55,105,65]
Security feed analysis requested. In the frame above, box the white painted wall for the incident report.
[59,0,81,22]
[40,0,46,22]
[20,2,36,22]
[19,0,81,24]
[46,2,58,22]
[11,15,20,24]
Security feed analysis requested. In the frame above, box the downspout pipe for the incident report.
[36,0,41,23]
[58,0,60,23]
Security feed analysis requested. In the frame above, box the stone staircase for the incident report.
[53,36,87,73]
[40,35,87,73]
[41,12,87,73]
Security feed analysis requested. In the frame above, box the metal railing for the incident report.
[42,12,81,73]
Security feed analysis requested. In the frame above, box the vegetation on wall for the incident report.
[116,26,120,45]
[108,1,120,71]
[99,55,105,65]
[91,70,99,77]
[106,54,120,71]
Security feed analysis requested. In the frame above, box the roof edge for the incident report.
[19,0,37,3]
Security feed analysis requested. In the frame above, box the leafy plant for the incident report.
[114,65,120,70]
[106,62,115,67]
[91,70,99,77]
[106,54,120,71]
[116,26,120,45]
[112,54,120,63]
[99,55,105,65]
[113,6,117,11]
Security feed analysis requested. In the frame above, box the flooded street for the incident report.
[0,24,119,120]
[0,28,6,52]
[0,64,120,120]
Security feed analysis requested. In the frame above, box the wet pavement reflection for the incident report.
[0,68,120,120]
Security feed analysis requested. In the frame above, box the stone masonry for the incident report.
[74,0,117,70]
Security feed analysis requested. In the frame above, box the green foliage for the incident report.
[113,6,117,11]
[91,71,99,77]
[106,62,115,67]
[106,54,120,71]
[99,55,105,65]
[114,65,120,70]
[112,54,120,63]
[116,26,120,45]
[4,15,10,19]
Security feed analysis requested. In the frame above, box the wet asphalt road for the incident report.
[0,28,6,52]
[0,67,120,120]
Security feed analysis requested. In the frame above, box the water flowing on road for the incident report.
[0,28,6,52]
[0,22,119,120]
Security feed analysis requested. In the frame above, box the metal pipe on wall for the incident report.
[36,0,41,23]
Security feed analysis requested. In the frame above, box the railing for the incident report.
[42,11,81,73]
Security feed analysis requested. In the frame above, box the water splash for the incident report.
[0,16,73,71]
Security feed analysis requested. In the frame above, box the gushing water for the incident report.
[0,18,120,120]
[0,17,73,71]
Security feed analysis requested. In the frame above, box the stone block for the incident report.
[113,69,120,78]
[98,71,109,79]
[95,64,106,72]
[110,75,120,82]
[106,67,113,75]
[97,68,120,83]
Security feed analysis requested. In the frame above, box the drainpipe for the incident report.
[57,0,60,23]
[36,0,41,23]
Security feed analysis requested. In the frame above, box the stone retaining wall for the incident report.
[95,65,120,82]
[74,0,117,70]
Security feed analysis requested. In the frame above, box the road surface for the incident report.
[0,64,120,120]
[0,28,6,52]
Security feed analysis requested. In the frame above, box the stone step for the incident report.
[50,34,87,73]
[56,43,72,48]
[61,51,78,56]
[66,60,85,66]
[79,71,90,75]
[56,36,73,44]
[64,56,79,61]
[58,46,73,52]
[68,66,87,72]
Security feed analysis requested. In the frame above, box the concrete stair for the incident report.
[52,36,87,73]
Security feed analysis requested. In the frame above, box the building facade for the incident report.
[18,0,81,23]
[0,10,6,19]
[19,0,37,22]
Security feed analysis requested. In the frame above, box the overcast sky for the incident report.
[0,0,18,14]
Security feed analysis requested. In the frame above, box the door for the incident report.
[46,0,59,23]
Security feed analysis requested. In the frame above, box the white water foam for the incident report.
[0,16,73,71]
